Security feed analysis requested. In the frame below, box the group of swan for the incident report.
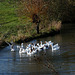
[6,40,60,55]
[17,41,60,55]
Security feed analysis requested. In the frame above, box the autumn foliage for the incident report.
[18,0,49,22]
[17,0,50,34]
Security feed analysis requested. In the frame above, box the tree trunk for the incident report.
[36,23,39,34]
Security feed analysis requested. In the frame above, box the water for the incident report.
[0,24,75,75]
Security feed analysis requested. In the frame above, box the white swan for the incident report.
[19,47,29,54]
[32,49,37,54]
[32,44,37,49]
[21,43,24,48]
[26,46,37,55]
[28,43,32,47]
[17,45,20,48]
[52,46,60,52]
[43,41,53,50]
[19,48,23,53]
[43,44,48,50]
[37,43,39,46]
[50,44,60,52]
[48,42,53,47]
[27,50,33,55]
[37,41,44,51]
[11,48,15,51]
[27,51,32,55]
[5,41,15,51]
[22,49,27,53]
[53,43,58,48]
[19,43,28,53]
[37,46,43,51]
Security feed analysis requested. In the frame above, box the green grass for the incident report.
[0,1,20,41]
[0,1,18,24]
[0,0,61,42]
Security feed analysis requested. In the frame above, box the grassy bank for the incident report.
[0,0,61,47]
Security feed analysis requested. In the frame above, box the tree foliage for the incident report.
[17,0,75,33]
[17,0,51,34]
[17,0,50,22]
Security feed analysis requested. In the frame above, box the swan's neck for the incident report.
[50,44,53,50]
[20,48,22,51]
[40,42,42,46]
[21,43,23,47]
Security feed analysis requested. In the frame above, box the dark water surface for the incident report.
[0,24,75,75]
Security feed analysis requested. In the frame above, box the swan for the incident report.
[29,44,38,53]
[43,41,52,49]
[19,43,28,53]
[32,49,37,54]
[21,49,27,53]
[43,45,46,50]
[48,42,53,47]
[50,44,60,52]
[27,51,32,55]
[17,45,20,49]
[27,50,34,55]
[28,43,32,47]
[37,41,44,51]
[37,46,43,51]
[37,43,39,46]
[19,46,30,54]
[52,46,60,52]
[27,49,37,55]
[50,43,58,48]
[11,48,15,51]
[32,44,37,49]
[48,41,51,43]
[10,44,15,52]
[5,41,15,51]
[10,45,15,52]
[40,41,43,46]
[43,43,48,50]
[19,48,23,53]
[53,43,58,48]
[43,42,48,49]
[21,43,24,48]
[26,45,37,55]
[19,47,26,53]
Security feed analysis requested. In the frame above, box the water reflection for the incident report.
[0,24,75,75]
[11,52,16,61]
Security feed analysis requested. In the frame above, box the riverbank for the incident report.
[0,41,8,49]
[0,20,61,48]
[16,29,61,43]
[0,26,61,48]
[0,13,62,47]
